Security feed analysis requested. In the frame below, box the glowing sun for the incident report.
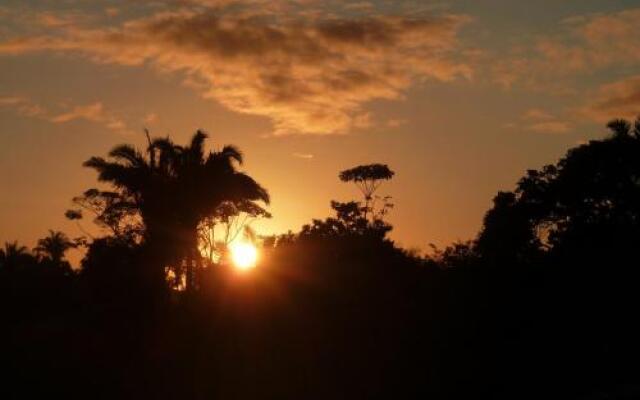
[229,242,259,270]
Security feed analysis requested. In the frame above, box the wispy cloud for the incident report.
[292,152,314,160]
[504,108,572,134]
[526,120,572,134]
[143,112,158,124]
[0,4,472,135]
[386,118,408,128]
[493,8,640,90]
[579,75,640,123]
[35,12,76,28]
[105,8,120,17]
[490,7,640,129]
[522,108,571,134]
[0,96,46,118]
[522,108,554,121]
[51,102,129,132]
[0,96,130,134]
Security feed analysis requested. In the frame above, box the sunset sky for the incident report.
[2,0,640,263]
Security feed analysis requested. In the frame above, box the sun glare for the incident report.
[229,242,259,270]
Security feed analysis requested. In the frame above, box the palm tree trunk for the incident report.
[184,226,199,294]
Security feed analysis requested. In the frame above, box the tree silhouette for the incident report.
[605,118,640,138]
[474,190,540,265]
[339,164,394,220]
[302,164,395,240]
[81,130,269,292]
[199,199,271,263]
[0,241,33,270]
[34,230,75,266]
[68,189,143,243]
[470,116,640,266]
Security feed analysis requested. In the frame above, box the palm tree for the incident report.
[0,241,32,269]
[83,130,269,292]
[34,230,75,265]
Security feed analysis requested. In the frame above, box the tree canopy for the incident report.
[79,130,269,292]
[339,163,394,200]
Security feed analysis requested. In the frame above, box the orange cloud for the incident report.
[105,8,120,17]
[522,108,554,121]
[0,9,471,135]
[510,108,573,134]
[0,96,47,118]
[493,8,640,90]
[386,118,408,128]
[143,112,158,124]
[580,75,640,122]
[0,96,130,134]
[526,121,572,134]
[50,102,105,123]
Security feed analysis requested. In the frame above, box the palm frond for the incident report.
[227,173,270,204]
[83,156,108,170]
[109,144,146,167]
[151,137,180,174]
[4,241,29,256]
[221,145,243,164]
[189,130,208,162]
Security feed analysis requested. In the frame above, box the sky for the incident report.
[1,0,640,264]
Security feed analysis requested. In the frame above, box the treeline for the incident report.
[2,119,640,399]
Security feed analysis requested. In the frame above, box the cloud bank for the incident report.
[0,6,471,135]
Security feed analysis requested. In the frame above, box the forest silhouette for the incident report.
[2,118,640,399]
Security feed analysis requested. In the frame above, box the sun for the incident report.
[229,241,259,270]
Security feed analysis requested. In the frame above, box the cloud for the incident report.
[0,96,26,106]
[292,152,313,159]
[493,8,640,90]
[105,8,120,17]
[491,8,640,129]
[342,2,374,12]
[0,7,94,33]
[0,7,471,135]
[522,108,554,121]
[386,118,408,128]
[50,102,104,123]
[509,108,572,134]
[0,96,130,134]
[143,112,158,124]
[36,13,72,28]
[0,96,47,118]
[49,102,129,132]
[526,121,571,134]
[579,75,640,123]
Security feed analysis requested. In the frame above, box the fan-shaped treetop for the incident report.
[339,164,395,200]
[339,164,395,183]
